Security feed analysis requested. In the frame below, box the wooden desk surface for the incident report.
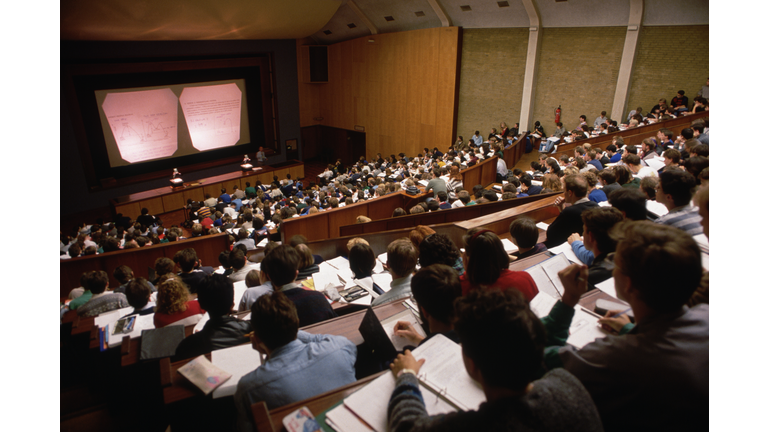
[248,284,614,432]
[256,371,387,432]
[161,300,410,404]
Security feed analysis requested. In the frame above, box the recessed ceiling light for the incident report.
[384,16,395,22]
[323,30,332,35]
[497,1,510,7]
[415,11,425,17]
[347,23,357,29]
[460,5,472,12]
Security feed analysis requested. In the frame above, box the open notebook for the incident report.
[334,334,485,432]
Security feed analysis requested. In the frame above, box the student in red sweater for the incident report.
[459,228,539,301]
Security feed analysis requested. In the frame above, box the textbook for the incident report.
[524,253,572,299]
[341,334,483,432]
[177,355,232,396]
[529,291,609,349]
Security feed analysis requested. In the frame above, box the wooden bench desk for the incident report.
[160,299,410,405]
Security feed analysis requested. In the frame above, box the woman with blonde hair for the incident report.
[153,277,204,328]
[541,174,562,193]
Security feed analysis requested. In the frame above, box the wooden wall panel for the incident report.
[115,202,141,219]
[183,187,205,203]
[297,27,460,162]
[162,193,186,212]
[203,182,222,199]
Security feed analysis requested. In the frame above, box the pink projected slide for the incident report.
[180,83,242,151]
[101,89,179,163]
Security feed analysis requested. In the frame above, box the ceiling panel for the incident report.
[643,0,709,26]
[442,0,530,28]
[537,0,631,28]
[354,0,443,34]
[310,3,373,44]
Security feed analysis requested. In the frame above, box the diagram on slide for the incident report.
[180,83,242,151]
[101,88,178,163]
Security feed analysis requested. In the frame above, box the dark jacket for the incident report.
[173,315,252,361]
[545,200,599,248]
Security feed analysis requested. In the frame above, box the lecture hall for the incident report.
[58,1,711,431]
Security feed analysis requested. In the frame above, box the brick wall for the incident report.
[532,27,627,132]
[456,28,529,140]
[626,26,709,119]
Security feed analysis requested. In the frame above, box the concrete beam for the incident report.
[519,0,541,132]
[348,0,378,35]
[611,0,644,122]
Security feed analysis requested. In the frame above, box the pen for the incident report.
[609,308,632,319]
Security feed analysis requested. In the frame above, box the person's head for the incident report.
[482,190,499,202]
[611,222,702,313]
[581,207,624,255]
[113,265,134,285]
[197,274,235,316]
[541,173,562,192]
[153,257,175,279]
[582,171,599,190]
[409,205,425,214]
[608,188,647,220]
[83,270,110,294]
[294,244,315,270]
[244,270,262,288]
[411,264,461,328]
[125,277,152,310]
[640,176,659,200]
[663,149,681,166]
[462,228,509,287]
[348,243,376,279]
[563,174,588,201]
[418,233,461,269]
[392,207,407,217]
[508,217,538,249]
[658,168,697,209]
[156,277,190,315]
[641,138,655,154]
[454,289,545,391]
[690,144,708,159]
[612,165,632,186]
[681,128,694,140]
[579,115,587,123]
[174,248,199,272]
[386,238,418,278]
[409,225,437,249]
[261,245,300,286]
[249,291,301,354]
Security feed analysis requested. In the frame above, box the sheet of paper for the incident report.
[325,404,371,432]
[326,256,351,271]
[256,237,268,248]
[701,252,709,271]
[193,312,210,333]
[529,291,558,318]
[372,260,385,274]
[540,253,571,296]
[536,222,549,231]
[595,278,619,299]
[645,157,665,171]
[525,265,560,300]
[371,273,393,293]
[547,242,585,265]
[692,233,709,254]
[211,343,262,399]
[380,309,426,352]
[646,200,668,217]
[500,238,519,254]
[414,334,486,412]
[233,280,248,311]
[567,308,609,349]
[312,271,343,292]
[108,313,155,348]
[95,309,123,328]
[344,368,455,432]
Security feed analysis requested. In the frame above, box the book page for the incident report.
[413,334,486,412]
[500,238,519,254]
[211,343,262,399]
[535,222,549,231]
[325,404,372,432]
[177,355,232,396]
[595,278,618,299]
[525,265,560,300]
[312,271,342,292]
[233,280,248,312]
[547,242,585,266]
[371,273,393,293]
[567,308,609,349]
[540,253,571,296]
[380,309,426,352]
[107,313,155,348]
[529,291,558,318]
[646,200,669,217]
[344,371,455,432]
